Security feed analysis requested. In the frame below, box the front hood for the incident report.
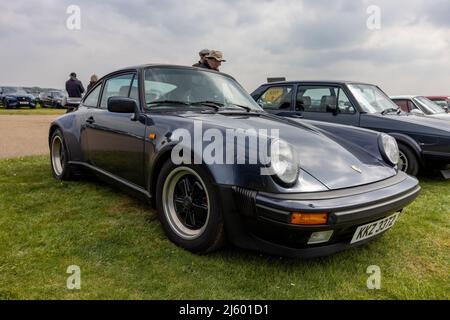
[425,113,450,121]
[362,113,450,134]
[6,94,33,99]
[165,111,396,190]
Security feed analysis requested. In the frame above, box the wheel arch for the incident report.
[388,132,423,166]
[149,145,224,206]
[48,124,61,146]
[48,124,75,162]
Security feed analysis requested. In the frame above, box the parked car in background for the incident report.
[0,86,36,109]
[426,96,450,113]
[40,90,68,108]
[251,81,450,176]
[24,87,41,100]
[390,95,450,121]
[48,65,420,258]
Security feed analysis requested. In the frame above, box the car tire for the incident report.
[50,129,74,180]
[398,143,419,176]
[4,100,10,109]
[156,160,225,253]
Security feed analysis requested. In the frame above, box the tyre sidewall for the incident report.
[399,144,419,176]
[50,129,72,180]
[156,161,224,253]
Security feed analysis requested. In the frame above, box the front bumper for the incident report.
[220,172,420,258]
[6,98,36,107]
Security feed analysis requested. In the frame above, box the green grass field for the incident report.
[0,156,448,300]
[0,104,66,115]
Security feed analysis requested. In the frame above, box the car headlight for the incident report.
[270,139,300,187]
[379,134,399,166]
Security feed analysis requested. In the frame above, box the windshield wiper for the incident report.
[190,101,254,112]
[189,101,223,110]
[381,107,401,115]
[147,100,191,107]
[224,103,252,112]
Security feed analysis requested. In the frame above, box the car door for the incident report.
[254,85,298,117]
[295,85,360,126]
[85,73,146,187]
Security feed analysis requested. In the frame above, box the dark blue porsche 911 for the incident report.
[48,65,420,258]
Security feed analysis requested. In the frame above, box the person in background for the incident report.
[197,50,226,72]
[87,74,98,92]
[65,72,85,98]
[192,49,210,67]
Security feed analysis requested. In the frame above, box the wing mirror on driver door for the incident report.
[326,104,338,115]
[107,96,140,121]
[410,109,424,115]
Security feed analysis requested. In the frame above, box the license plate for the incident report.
[19,101,29,105]
[350,213,399,244]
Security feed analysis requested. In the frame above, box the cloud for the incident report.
[0,0,449,96]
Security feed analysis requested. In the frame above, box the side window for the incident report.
[394,99,409,112]
[83,84,101,108]
[100,74,134,109]
[257,86,293,110]
[337,89,355,114]
[408,100,419,111]
[129,76,140,105]
[297,87,336,112]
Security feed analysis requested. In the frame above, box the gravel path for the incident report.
[0,115,60,159]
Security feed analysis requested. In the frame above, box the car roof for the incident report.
[426,96,450,99]
[259,80,376,87]
[390,95,418,99]
[107,64,235,80]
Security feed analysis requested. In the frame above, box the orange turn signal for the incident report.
[290,212,328,225]
[149,133,156,140]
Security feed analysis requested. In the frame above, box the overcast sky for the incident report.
[1,0,450,95]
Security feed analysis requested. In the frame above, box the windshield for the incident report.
[51,91,65,98]
[413,97,446,114]
[3,87,27,95]
[143,67,262,111]
[348,84,399,113]
[432,100,449,108]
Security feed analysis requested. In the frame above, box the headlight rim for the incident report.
[270,139,300,188]
[378,133,399,167]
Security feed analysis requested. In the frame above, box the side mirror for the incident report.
[107,96,140,120]
[410,109,424,115]
[326,104,338,114]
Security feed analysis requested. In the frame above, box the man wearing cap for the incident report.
[197,50,226,72]
[65,72,85,98]
[192,49,210,67]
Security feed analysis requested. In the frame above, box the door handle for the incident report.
[86,116,95,124]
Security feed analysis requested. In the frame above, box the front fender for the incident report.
[148,132,326,196]
[386,132,423,164]
[300,120,387,164]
